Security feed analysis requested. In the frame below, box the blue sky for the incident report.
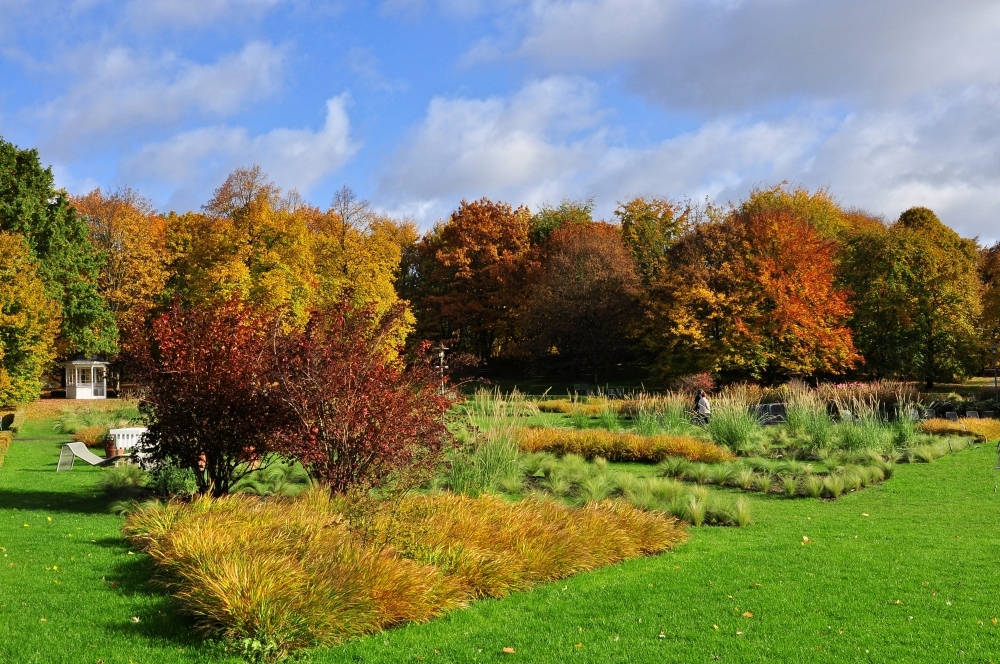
[1,0,998,241]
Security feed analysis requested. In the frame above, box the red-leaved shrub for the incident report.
[273,300,454,494]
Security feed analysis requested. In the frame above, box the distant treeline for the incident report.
[1,134,999,404]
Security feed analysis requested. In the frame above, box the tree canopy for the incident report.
[0,138,116,357]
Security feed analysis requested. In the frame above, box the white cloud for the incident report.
[379,77,606,216]
[379,77,1000,242]
[514,0,1000,112]
[38,42,285,148]
[122,95,358,210]
[125,0,287,27]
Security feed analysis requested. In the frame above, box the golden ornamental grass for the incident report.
[76,424,110,447]
[537,399,606,415]
[123,489,686,654]
[921,418,1000,442]
[517,427,734,463]
[0,432,11,467]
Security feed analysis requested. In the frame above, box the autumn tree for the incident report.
[405,198,532,359]
[305,188,417,346]
[529,199,593,245]
[981,242,1000,350]
[735,183,857,241]
[0,137,116,356]
[0,233,60,405]
[841,207,981,386]
[162,166,315,325]
[646,208,859,382]
[273,298,452,495]
[137,297,285,495]
[523,222,641,381]
[615,197,686,285]
[72,187,170,354]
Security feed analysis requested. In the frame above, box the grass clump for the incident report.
[517,428,734,464]
[123,490,686,656]
[704,385,764,452]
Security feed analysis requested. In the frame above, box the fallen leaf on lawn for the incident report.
[802,536,810,543]
[46,517,52,522]
[131,616,140,623]
[992,617,998,625]
[501,647,515,654]
[713,624,719,630]
[574,643,582,648]
[861,513,869,517]
[658,632,665,639]
[742,612,754,618]
[736,631,743,636]
[893,600,904,605]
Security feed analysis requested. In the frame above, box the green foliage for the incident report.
[615,196,685,285]
[528,198,593,244]
[99,463,149,500]
[842,207,981,386]
[0,137,117,356]
[231,460,312,497]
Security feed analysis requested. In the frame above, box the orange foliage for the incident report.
[409,198,532,358]
[647,207,859,379]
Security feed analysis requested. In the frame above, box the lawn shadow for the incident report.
[100,540,213,651]
[0,487,113,514]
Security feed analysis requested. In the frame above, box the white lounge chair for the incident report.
[56,442,130,472]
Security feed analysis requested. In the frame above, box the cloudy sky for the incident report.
[1,0,998,240]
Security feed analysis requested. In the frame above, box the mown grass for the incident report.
[327,443,1000,663]
[4,405,1000,662]
[0,415,239,664]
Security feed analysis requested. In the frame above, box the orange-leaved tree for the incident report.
[72,187,170,355]
[405,198,532,359]
[646,207,859,382]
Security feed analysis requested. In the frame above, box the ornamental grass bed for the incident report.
[921,417,1000,442]
[123,489,686,656]
[517,427,735,463]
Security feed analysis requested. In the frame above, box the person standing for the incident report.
[696,389,712,424]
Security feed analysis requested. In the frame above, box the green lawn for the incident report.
[3,416,1000,663]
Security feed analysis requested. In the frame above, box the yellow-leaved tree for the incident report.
[72,188,170,354]
[163,167,316,327]
[306,186,417,345]
[0,232,60,405]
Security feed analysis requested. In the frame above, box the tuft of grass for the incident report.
[735,468,755,491]
[780,474,799,497]
[99,463,149,500]
[0,431,10,467]
[753,474,773,494]
[822,474,845,499]
[704,384,764,452]
[804,474,825,498]
[733,497,752,527]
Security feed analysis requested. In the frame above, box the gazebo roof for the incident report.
[63,354,109,365]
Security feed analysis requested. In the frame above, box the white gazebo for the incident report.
[62,356,109,399]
